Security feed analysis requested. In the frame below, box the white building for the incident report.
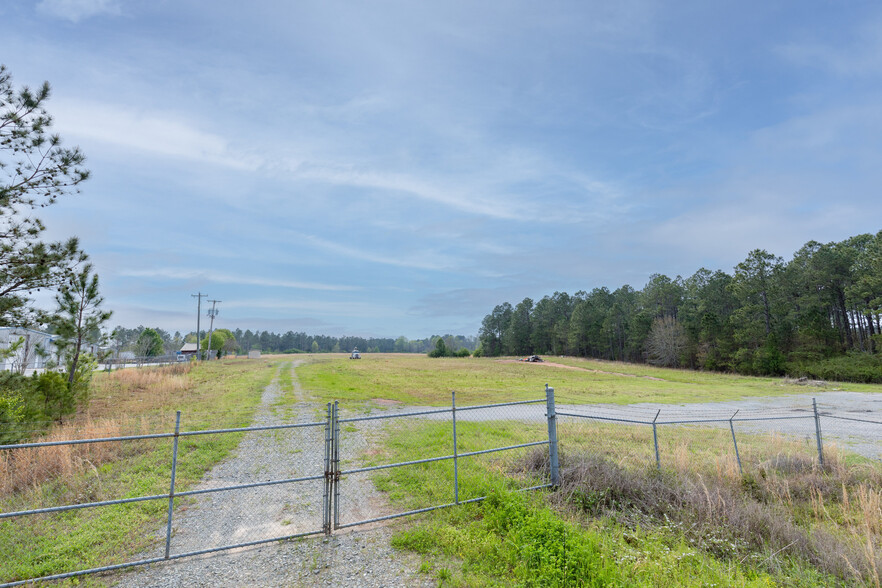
[0,327,58,375]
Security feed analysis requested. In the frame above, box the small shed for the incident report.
[179,343,198,358]
[248,350,261,359]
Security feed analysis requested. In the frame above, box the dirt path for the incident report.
[497,359,665,380]
[112,361,430,588]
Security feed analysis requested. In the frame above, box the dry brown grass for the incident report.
[1,363,194,500]
[88,362,193,419]
[524,447,882,586]
[0,417,128,497]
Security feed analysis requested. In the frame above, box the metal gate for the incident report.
[1,388,560,587]
[330,387,560,530]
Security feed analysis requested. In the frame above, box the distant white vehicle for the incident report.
[350,349,361,359]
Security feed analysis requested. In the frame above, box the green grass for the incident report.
[296,354,882,407]
[0,358,281,585]
[277,362,294,394]
[373,418,789,586]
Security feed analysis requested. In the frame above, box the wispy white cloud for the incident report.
[303,234,459,271]
[37,0,120,22]
[296,166,525,221]
[223,298,399,318]
[52,99,262,170]
[118,268,360,292]
[777,17,882,77]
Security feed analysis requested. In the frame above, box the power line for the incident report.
[206,299,221,360]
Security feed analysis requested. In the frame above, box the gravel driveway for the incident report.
[112,361,432,588]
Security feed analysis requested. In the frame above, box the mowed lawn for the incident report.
[295,353,882,406]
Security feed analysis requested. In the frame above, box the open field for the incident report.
[296,353,882,406]
[2,354,880,586]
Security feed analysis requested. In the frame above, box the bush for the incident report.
[787,352,882,383]
[0,388,25,444]
[32,371,73,422]
[525,451,880,584]
[427,338,448,358]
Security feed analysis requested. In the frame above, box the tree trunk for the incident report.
[836,289,853,349]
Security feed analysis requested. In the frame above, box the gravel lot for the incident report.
[111,361,432,588]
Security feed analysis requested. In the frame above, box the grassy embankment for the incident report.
[297,355,882,586]
[0,357,281,585]
[296,353,882,406]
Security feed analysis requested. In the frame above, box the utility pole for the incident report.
[192,292,207,361]
[206,299,221,360]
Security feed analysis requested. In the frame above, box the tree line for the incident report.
[106,327,478,358]
[229,330,477,355]
[479,235,882,383]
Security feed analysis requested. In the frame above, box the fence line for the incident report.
[4,387,879,586]
[1,389,558,587]
[558,396,881,472]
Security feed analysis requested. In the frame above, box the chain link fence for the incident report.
[4,386,880,587]
[332,392,554,531]
[0,392,558,587]
[556,396,881,474]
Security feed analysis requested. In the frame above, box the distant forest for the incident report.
[109,326,477,357]
[227,331,477,355]
[478,233,882,383]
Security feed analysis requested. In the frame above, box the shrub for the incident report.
[787,352,882,383]
[0,388,25,444]
[523,450,881,584]
[31,371,72,422]
[427,338,448,358]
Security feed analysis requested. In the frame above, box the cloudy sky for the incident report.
[2,0,881,338]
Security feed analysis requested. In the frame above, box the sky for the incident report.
[2,0,882,339]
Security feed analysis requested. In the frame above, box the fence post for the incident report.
[333,401,340,530]
[452,391,459,504]
[164,411,181,559]
[323,402,332,535]
[546,384,560,487]
[812,397,824,467]
[652,410,661,470]
[729,410,742,475]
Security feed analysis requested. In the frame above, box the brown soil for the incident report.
[498,359,665,381]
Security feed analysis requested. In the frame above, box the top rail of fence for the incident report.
[557,410,817,426]
[0,418,327,451]
[337,397,546,424]
[824,414,882,426]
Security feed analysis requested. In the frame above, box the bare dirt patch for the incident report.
[371,398,404,407]
[497,359,665,381]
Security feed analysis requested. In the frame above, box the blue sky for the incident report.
[2,0,881,338]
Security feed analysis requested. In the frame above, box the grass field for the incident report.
[296,353,882,406]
